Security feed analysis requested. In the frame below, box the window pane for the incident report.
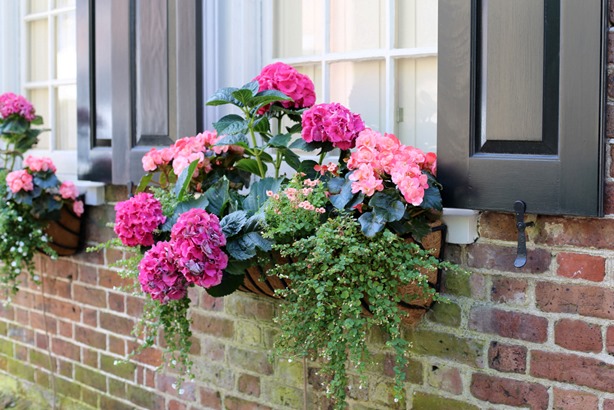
[295,64,323,103]
[56,13,76,80]
[330,0,385,52]
[28,19,49,82]
[55,0,76,8]
[56,86,77,150]
[28,0,48,14]
[330,60,385,132]
[396,57,437,151]
[273,0,324,58]
[397,0,438,48]
[28,88,50,150]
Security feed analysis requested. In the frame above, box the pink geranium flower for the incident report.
[23,155,56,173]
[6,170,34,193]
[59,181,79,200]
[114,193,166,247]
[0,92,36,121]
[170,208,227,289]
[72,200,84,217]
[301,103,365,150]
[138,241,188,303]
[254,62,316,112]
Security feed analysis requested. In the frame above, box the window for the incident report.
[23,0,77,176]
[438,0,606,216]
[267,0,438,152]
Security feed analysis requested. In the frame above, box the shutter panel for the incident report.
[77,0,201,184]
[437,0,606,216]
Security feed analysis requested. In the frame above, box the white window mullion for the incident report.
[385,0,395,133]
[48,10,56,151]
[322,0,331,102]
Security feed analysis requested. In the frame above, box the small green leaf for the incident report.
[203,177,230,216]
[243,177,283,212]
[232,89,255,106]
[206,271,245,297]
[420,173,443,211]
[329,177,354,210]
[370,190,405,222]
[206,87,240,106]
[243,80,260,95]
[173,160,199,201]
[226,237,257,260]
[213,114,246,135]
[243,231,272,252]
[251,89,292,108]
[358,211,386,237]
[253,117,270,134]
[235,159,264,176]
[136,173,153,193]
[268,134,292,148]
[289,138,318,152]
[220,210,248,237]
[280,148,301,171]
[33,173,59,189]
[214,133,249,147]
[224,259,254,276]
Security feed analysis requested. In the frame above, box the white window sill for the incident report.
[56,175,106,206]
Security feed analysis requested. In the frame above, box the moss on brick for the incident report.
[80,386,100,408]
[426,302,462,327]
[108,377,127,398]
[407,329,484,367]
[100,396,136,410]
[412,392,479,410]
[442,272,471,297]
[235,321,263,346]
[74,365,107,392]
[55,377,82,400]
[7,358,35,382]
[0,338,14,356]
[100,354,136,380]
[275,359,305,388]
[126,384,157,409]
[269,385,303,409]
[29,349,52,371]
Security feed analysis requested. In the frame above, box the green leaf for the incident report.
[206,87,240,106]
[420,173,443,211]
[214,133,249,147]
[206,271,245,297]
[253,117,270,134]
[31,115,43,125]
[226,237,257,261]
[136,173,153,193]
[235,158,264,176]
[251,89,292,108]
[329,177,354,210]
[220,210,248,238]
[243,80,260,95]
[203,177,230,216]
[243,177,283,212]
[33,173,59,189]
[232,89,256,106]
[173,160,199,201]
[280,148,301,171]
[285,123,302,134]
[242,231,272,252]
[289,138,318,152]
[297,160,318,179]
[370,190,405,222]
[268,134,292,148]
[358,211,386,237]
[213,114,247,135]
[224,259,254,276]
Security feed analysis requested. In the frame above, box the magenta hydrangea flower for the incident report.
[114,193,166,247]
[254,62,316,112]
[170,208,227,289]
[0,92,36,121]
[6,170,34,193]
[301,103,365,150]
[138,241,188,303]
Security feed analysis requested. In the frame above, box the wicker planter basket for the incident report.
[44,204,83,256]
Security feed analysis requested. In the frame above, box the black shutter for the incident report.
[437,0,607,216]
[77,0,202,184]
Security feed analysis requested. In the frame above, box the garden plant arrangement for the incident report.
[0,93,84,295]
[104,62,460,408]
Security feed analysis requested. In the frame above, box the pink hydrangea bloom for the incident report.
[347,128,432,206]
[301,103,365,150]
[171,208,227,289]
[142,147,173,172]
[59,181,79,200]
[0,92,36,121]
[23,155,56,173]
[73,200,84,217]
[254,62,316,112]
[6,170,34,193]
[114,193,166,247]
[138,241,188,303]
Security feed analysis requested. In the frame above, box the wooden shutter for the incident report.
[77,0,202,184]
[437,0,606,216]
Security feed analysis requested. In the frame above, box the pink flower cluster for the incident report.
[267,179,326,214]
[6,170,33,193]
[0,92,36,121]
[59,181,79,200]
[23,155,57,173]
[301,103,365,150]
[171,208,228,289]
[114,193,166,247]
[254,62,316,112]
[347,129,437,206]
[142,131,227,176]
[138,241,188,303]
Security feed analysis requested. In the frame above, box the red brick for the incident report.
[58,321,72,338]
[78,265,98,285]
[238,373,261,397]
[536,282,614,319]
[45,258,78,280]
[52,337,80,361]
[201,338,226,362]
[607,326,614,354]
[99,268,134,290]
[109,335,125,356]
[29,312,57,333]
[73,284,106,308]
[469,307,547,343]
[491,277,528,305]
[191,314,234,339]
[168,400,187,410]
[132,346,162,367]
[47,298,81,321]
[108,292,125,313]
[531,350,614,392]
[534,216,614,250]
[554,319,602,353]
[126,296,146,317]
[224,396,272,410]
[99,312,134,336]
[199,386,222,409]
[605,182,614,215]
[105,248,124,265]
[553,388,598,410]
[467,243,550,274]
[201,292,224,312]
[608,104,614,139]
[75,325,107,350]
[605,399,614,410]
[470,373,548,410]
[556,253,605,282]
[488,342,527,374]
[478,212,518,241]
[83,349,97,367]
[14,308,28,326]
[43,276,71,298]
[82,308,97,327]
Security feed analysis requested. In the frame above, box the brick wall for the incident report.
[1,4,614,410]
